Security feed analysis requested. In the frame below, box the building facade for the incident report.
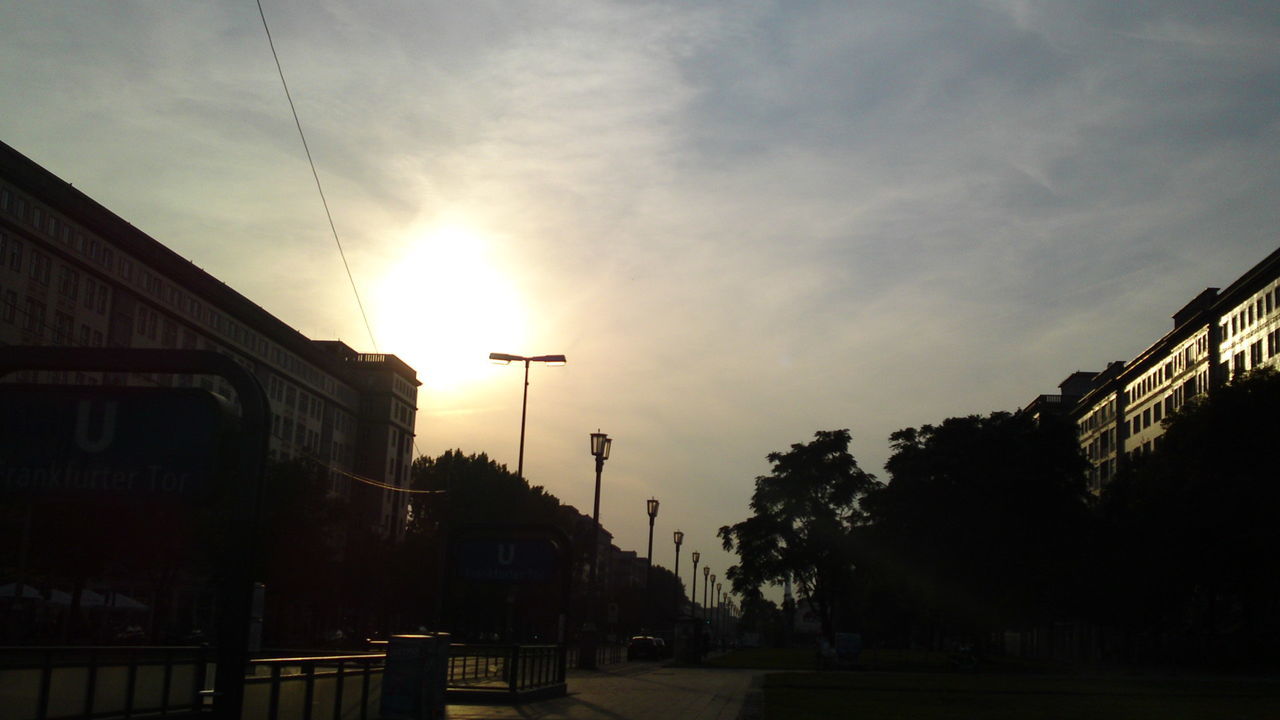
[1025,248,1280,493]
[0,140,418,538]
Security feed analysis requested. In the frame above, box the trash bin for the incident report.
[380,633,450,720]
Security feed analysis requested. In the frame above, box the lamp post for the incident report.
[690,551,701,620]
[583,430,611,669]
[645,498,659,630]
[705,572,714,621]
[673,531,684,619]
[702,568,711,659]
[715,583,723,649]
[489,352,566,480]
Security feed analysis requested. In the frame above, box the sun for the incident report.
[371,223,527,393]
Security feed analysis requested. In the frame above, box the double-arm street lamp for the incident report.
[489,352,566,480]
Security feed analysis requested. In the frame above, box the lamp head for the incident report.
[488,352,518,365]
[691,551,700,565]
[704,566,710,578]
[590,431,611,459]
[647,497,660,518]
[673,530,683,546]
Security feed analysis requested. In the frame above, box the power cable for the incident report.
[255,0,378,353]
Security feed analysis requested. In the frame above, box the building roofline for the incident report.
[0,139,417,387]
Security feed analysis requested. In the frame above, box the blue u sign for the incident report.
[457,539,558,583]
[0,386,231,501]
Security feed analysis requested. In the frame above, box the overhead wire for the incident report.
[255,0,378,353]
[254,1,432,477]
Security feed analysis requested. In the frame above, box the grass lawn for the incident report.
[708,647,1051,673]
[764,671,1280,720]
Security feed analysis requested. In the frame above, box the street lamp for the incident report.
[645,498,660,574]
[704,569,712,623]
[489,352,566,480]
[645,498,659,629]
[673,531,684,618]
[583,430,611,670]
[715,583,723,647]
[690,551,701,620]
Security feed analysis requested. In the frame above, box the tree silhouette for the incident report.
[718,430,876,643]
[860,412,1091,645]
[1096,368,1280,664]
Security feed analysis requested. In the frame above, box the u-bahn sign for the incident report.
[0,386,232,501]
[457,538,560,583]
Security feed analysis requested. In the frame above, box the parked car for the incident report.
[627,635,660,660]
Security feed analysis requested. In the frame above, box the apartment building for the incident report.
[1041,247,1280,493]
[0,140,418,538]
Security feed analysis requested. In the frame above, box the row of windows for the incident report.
[3,181,351,406]
[1228,333,1280,376]
[1221,284,1279,340]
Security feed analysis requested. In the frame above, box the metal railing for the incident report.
[446,644,564,694]
[564,643,626,668]
[242,653,384,720]
[0,645,208,720]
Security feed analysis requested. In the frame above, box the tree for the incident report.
[407,450,568,640]
[860,412,1091,645]
[1096,368,1280,664]
[718,430,876,643]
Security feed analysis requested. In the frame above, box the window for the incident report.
[57,265,79,300]
[96,284,108,314]
[53,312,73,345]
[1,290,16,323]
[28,251,51,285]
[1250,341,1262,368]
[23,297,46,334]
[0,233,22,271]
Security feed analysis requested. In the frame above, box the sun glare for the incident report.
[371,224,527,393]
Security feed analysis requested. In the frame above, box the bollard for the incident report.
[380,634,449,720]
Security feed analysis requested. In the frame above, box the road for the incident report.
[445,662,764,720]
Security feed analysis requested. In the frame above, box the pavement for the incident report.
[444,661,765,720]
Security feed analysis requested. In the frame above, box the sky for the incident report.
[2,1,1277,602]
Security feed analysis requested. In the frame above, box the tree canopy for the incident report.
[718,429,876,642]
[860,412,1093,637]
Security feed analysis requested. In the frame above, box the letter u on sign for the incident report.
[74,399,118,453]
[497,543,516,566]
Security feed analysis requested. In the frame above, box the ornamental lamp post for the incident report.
[582,430,611,670]
[645,498,660,575]
[673,530,684,618]
[488,352,566,480]
[705,571,714,622]
[716,583,723,647]
[690,551,701,619]
[645,497,659,630]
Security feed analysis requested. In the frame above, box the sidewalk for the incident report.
[445,662,764,720]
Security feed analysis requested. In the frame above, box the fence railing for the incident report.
[564,643,626,669]
[446,644,564,694]
[242,653,384,720]
[0,645,208,720]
